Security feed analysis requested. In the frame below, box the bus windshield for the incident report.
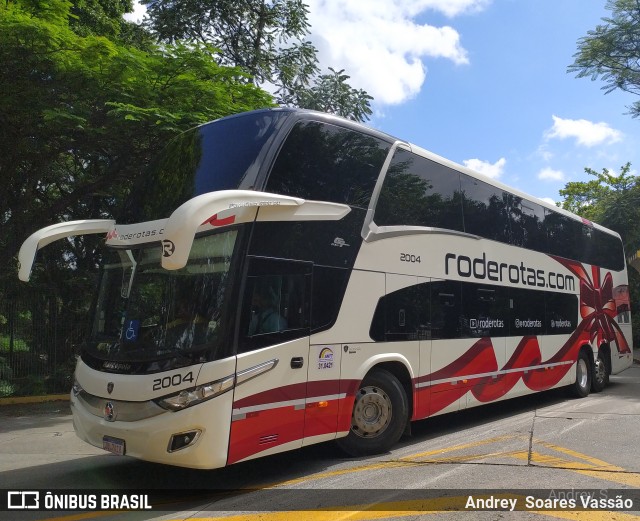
[87,230,239,370]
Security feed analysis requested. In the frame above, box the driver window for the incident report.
[239,257,311,353]
[248,275,289,336]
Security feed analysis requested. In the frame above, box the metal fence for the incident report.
[0,282,88,397]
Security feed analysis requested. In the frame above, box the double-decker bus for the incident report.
[18,108,633,468]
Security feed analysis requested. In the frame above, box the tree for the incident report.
[292,68,373,122]
[69,0,133,38]
[0,0,273,277]
[559,163,640,251]
[69,0,155,48]
[569,0,640,117]
[142,0,374,121]
[0,0,273,394]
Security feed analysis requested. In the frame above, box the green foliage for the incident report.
[0,357,13,380]
[142,0,374,121]
[0,0,273,283]
[294,68,373,123]
[143,0,318,86]
[0,1,273,401]
[0,381,16,398]
[0,336,30,353]
[46,357,76,393]
[569,0,640,117]
[17,375,47,396]
[69,0,133,38]
[559,163,640,251]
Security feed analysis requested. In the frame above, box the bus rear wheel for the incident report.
[591,352,609,393]
[337,368,408,457]
[570,350,591,398]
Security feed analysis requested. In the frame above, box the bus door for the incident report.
[227,257,312,465]
[304,340,342,444]
[304,265,352,444]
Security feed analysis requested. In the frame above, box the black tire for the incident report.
[570,350,592,398]
[591,351,609,393]
[336,368,408,457]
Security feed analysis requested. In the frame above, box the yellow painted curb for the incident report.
[0,394,69,405]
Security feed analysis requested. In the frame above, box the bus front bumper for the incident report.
[70,390,232,469]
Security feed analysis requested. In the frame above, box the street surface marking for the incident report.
[35,436,640,521]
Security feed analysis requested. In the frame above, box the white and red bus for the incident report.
[19,109,633,468]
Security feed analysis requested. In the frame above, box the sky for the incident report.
[127,0,639,205]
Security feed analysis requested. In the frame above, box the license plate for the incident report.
[102,435,126,456]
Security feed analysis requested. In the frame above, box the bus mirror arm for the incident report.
[160,190,349,271]
[18,219,115,282]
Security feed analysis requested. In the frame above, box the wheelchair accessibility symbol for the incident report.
[124,320,140,342]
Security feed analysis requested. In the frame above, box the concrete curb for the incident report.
[0,394,69,406]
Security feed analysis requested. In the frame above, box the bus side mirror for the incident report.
[18,219,115,282]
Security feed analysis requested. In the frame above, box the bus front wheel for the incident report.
[571,350,592,398]
[337,368,408,457]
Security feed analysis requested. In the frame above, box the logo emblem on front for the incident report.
[107,382,114,394]
[104,402,115,422]
[161,239,175,257]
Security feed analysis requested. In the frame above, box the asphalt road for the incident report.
[1,364,640,521]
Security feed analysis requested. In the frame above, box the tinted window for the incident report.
[590,228,625,271]
[374,149,464,231]
[370,280,582,342]
[374,151,624,271]
[430,281,465,339]
[370,283,429,341]
[390,285,426,341]
[125,111,287,221]
[248,207,366,268]
[509,288,545,336]
[463,284,508,338]
[311,267,350,332]
[267,121,390,208]
[239,257,311,353]
[544,211,624,271]
[510,197,548,252]
[545,292,578,334]
[545,210,583,259]
[461,176,511,242]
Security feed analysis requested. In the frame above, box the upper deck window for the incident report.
[266,121,391,209]
[373,148,624,271]
[124,111,288,221]
[374,148,464,232]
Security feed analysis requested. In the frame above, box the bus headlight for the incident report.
[155,375,235,411]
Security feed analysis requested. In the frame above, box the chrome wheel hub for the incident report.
[351,385,392,438]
